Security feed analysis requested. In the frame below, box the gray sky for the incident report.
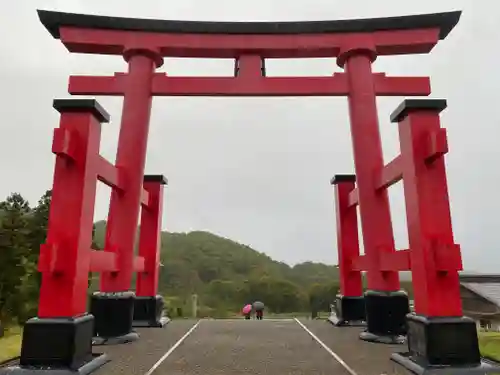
[0,0,497,270]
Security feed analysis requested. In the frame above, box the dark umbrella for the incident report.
[252,301,265,311]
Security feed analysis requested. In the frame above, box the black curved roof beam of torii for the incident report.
[37,9,462,59]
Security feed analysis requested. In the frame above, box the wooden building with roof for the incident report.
[459,273,500,331]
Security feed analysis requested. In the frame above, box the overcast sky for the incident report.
[0,0,497,271]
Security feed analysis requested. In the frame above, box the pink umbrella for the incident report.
[242,304,252,315]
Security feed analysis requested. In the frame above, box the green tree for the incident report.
[205,279,248,310]
[242,276,306,313]
[308,281,339,313]
[26,191,51,285]
[0,193,32,323]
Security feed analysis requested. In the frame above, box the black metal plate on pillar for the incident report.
[391,314,500,374]
[359,289,409,344]
[0,314,109,375]
[328,295,366,327]
[132,295,170,327]
[90,291,139,345]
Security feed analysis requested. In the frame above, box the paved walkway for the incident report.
[95,319,406,375]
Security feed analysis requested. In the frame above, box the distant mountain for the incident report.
[93,220,339,292]
[93,220,413,316]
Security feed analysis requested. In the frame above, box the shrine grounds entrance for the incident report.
[1,8,496,375]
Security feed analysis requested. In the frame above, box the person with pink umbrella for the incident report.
[242,304,252,320]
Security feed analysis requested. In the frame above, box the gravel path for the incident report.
[154,319,353,375]
[299,319,405,375]
[90,318,406,375]
[94,320,199,375]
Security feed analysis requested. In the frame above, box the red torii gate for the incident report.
[331,98,482,371]
[1,8,484,375]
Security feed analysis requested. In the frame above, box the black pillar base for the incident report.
[90,291,139,345]
[360,290,409,344]
[328,295,366,327]
[132,295,170,328]
[391,314,500,374]
[0,314,109,375]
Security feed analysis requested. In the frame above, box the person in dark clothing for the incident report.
[253,301,265,320]
[255,309,263,320]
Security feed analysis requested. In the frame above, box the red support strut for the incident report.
[332,175,362,297]
[136,175,167,297]
[393,99,463,317]
[19,100,111,372]
[389,99,480,370]
[329,175,366,326]
[132,175,169,327]
[38,99,109,318]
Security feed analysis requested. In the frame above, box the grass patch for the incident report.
[0,326,22,362]
[478,331,500,362]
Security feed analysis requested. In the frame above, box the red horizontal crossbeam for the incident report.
[381,250,411,271]
[68,72,430,97]
[351,253,370,271]
[348,155,404,207]
[351,250,411,272]
[52,128,78,160]
[59,27,440,58]
[97,155,122,190]
[141,189,150,207]
[39,244,146,274]
[376,155,403,191]
[348,189,359,207]
[38,244,139,273]
[89,250,145,272]
[151,76,349,97]
[94,155,151,208]
[90,250,117,272]
[133,255,145,273]
[351,243,462,273]
[431,241,463,271]
[347,129,447,208]
[424,128,448,163]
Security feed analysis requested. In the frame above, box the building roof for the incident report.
[460,273,500,308]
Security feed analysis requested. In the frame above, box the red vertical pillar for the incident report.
[330,175,366,326]
[100,49,163,292]
[331,175,362,297]
[136,175,167,297]
[132,175,168,327]
[338,48,399,291]
[392,99,462,317]
[391,99,480,368]
[38,99,109,318]
[338,48,408,341]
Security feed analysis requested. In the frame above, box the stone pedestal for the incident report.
[0,314,108,375]
[391,314,500,374]
[359,290,409,344]
[133,295,170,327]
[90,291,139,345]
[328,295,366,326]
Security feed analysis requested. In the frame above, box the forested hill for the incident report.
[0,189,412,322]
[93,220,342,315]
[94,221,339,289]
